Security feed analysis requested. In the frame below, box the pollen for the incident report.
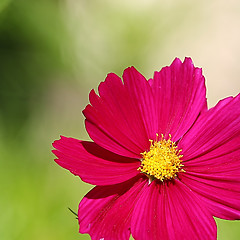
[138,134,184,181]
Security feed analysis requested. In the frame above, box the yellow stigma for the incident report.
[138,134,184,181]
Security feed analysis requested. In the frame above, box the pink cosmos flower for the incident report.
[52,58,240,240]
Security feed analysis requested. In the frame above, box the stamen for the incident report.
[138,134,184,181]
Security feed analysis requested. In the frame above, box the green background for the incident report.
[1,0,240,239]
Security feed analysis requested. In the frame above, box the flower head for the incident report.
[53,58,240,240]
[139,134,184,181]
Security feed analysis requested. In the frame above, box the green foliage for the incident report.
[0,0,11,13]
[0,0,74,139]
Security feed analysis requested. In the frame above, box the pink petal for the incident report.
[152,57,207,141]
[84,58,207,158]
[78,175,148,240]
[179,94,240,160]
[131,179,217,240]
[84,72,150,158]
[53,136,140,185]
[123,67,157,140]
[180,172,240,220]
[178,94,240,219]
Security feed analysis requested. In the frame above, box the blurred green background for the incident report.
[1,0,240,239]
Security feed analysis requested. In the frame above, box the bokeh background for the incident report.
[1,0,240,239]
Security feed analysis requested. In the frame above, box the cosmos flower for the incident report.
[52,58,240,240]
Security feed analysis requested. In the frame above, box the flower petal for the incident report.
[83,71,150,158]
[152,57,207,141]
[179,94,240,160]
[180,172,240,220]
[178,94,240,219]
[53,136,140,185]
[78,175,148,240]
[131,179,216,240]
[84,58,207,157]
[123,67,157,140]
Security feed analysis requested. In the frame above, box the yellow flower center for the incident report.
[138,134,184,181]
